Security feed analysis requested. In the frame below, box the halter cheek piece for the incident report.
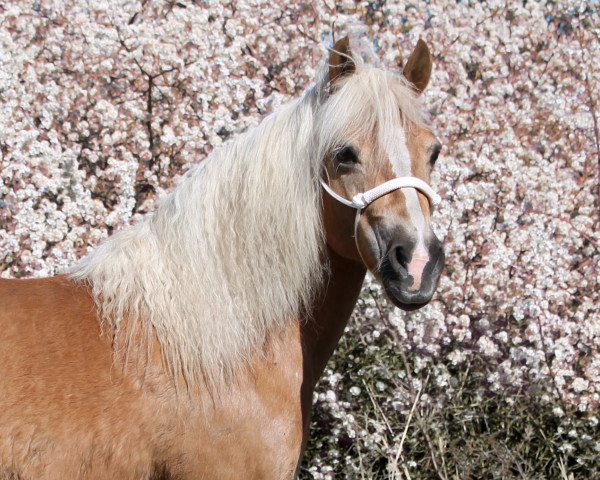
[320,176,442,262]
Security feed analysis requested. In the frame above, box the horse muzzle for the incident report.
[379,235,445,311]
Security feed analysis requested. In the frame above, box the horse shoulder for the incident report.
[167,323,309,479]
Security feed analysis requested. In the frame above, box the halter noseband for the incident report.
[320,176,442,262]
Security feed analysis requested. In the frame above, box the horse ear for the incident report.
[328,36,355,86]
[403,39,432,94]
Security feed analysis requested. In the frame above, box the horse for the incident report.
[0,36,444,479]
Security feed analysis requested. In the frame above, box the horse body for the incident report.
[1,37,444,478]
[0,248,364,479]
[0,276,290,479]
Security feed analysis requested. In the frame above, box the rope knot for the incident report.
[351,193,368,209]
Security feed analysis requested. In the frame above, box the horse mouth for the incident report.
[377,250,445,311]
[381,280,432,311]
[390,299,429,312]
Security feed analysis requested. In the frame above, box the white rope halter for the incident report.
[320,176,442,262]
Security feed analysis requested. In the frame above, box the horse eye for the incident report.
[429,144,441,167]
[334,146,359,164]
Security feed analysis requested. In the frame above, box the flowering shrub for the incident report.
[1,1,598,478]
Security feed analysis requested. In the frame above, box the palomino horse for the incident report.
[0,37,444,479]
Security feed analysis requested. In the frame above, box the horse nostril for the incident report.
[393,245,409,274]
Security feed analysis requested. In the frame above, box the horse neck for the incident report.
[301,245,366,387]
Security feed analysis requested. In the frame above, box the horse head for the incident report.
[319,37,445,310]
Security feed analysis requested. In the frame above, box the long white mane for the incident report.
[70,45,424,387]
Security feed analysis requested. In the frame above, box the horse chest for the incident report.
[164,326,308,479]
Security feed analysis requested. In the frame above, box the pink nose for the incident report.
[383,234,445,309]
[407,252,429,291]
